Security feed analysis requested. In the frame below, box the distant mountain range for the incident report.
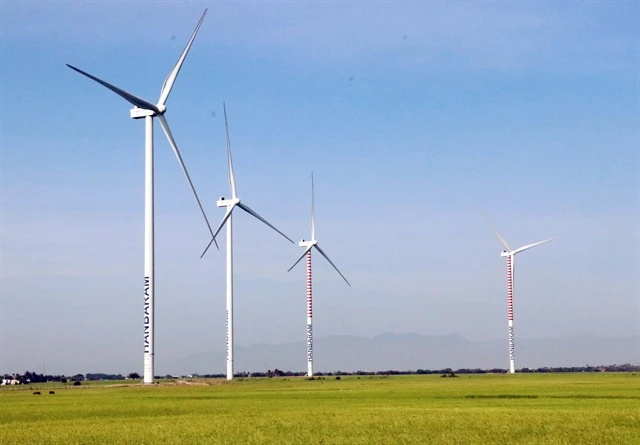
[176,333,639,375]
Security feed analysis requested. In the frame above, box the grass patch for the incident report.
[1,373,639,444]
[465,394,539,399]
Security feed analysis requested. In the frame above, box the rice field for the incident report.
[1,373,638,444]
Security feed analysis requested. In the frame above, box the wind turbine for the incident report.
[201,103,294,381]
[288,173,350,377]
[66,10,212,384]
[478,206,555,374]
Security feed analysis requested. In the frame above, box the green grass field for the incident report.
[1,373,638,444]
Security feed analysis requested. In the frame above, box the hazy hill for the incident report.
[177,333,639,375]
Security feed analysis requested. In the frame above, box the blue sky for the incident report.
[1,1,638,374]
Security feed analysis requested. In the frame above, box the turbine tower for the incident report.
[67,10,212,384]
[288,173,350,377]
[201,103,294,380]
[478,206,555,374]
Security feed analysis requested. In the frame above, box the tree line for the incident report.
[185,363,639,379]
[4,363,637,384]
[3,371,129,384]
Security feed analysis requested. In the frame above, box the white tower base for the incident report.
[143,115,155,384]
[217,198,235,381]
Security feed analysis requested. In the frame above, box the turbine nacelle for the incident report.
[130,107,162,119]
[217,197,240,208]
[500,250,511,257]
[299,239,317,248]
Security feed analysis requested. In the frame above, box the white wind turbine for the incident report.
[478,206,555,374]
[67,10,213,384]
[201,103,294,381]
[288,173,350,377]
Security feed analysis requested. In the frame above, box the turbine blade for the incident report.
[66,64,159,113]
[513,237,556,255]
[311,171,316,240]
[157,115,217,246]
[315,244,351,287]
[200,237,216,259]
[201,206,235,258]
[158,9,207,106]
[287,245,314,272]
[237,202,294,243]
[476,205,512,252]
[223,103,237,198]
[212,205,235,240]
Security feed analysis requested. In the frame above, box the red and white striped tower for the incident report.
[506,254,515,374]
[479,205,555,375]
[306,250,313,376]
[288,172,351,377]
